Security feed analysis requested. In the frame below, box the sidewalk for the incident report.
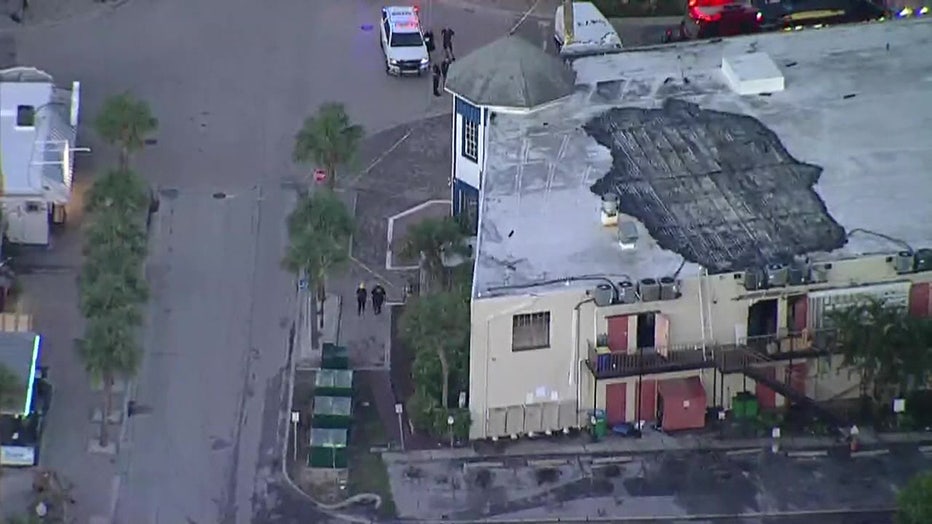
[384,428,932,464]
[432,0,560,19]
[0,0,130,31]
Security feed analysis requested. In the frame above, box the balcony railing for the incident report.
[586,328,841,379]
[741,328,839,358]
[587,342,713,378]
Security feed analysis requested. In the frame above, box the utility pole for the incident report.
[562,0,574,45]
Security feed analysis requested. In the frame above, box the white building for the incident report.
[445,20,932,440]
[0,67,80,245]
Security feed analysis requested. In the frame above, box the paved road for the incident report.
[7,0,543,522]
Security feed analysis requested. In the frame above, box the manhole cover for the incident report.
[212,192,227,199]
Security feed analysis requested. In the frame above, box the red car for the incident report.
[665,0,763,42]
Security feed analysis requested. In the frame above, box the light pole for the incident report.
[447,415,455,448]
[395,403,406,451]
[290,411,300,463]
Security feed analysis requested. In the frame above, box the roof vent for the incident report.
[600,193,619,226]
[722,53,784,96]
[617,220,638,250]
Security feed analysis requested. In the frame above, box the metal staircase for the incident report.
[741,364,846,436]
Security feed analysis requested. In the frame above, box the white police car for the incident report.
[380,6,430,76]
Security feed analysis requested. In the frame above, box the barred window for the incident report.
[512,312,551,351]
[462,118,478,162]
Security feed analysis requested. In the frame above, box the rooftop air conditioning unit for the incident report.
[592,283,615,307]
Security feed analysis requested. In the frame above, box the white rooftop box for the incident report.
[722,52,785,96]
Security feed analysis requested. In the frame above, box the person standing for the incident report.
[424,29,436,59]
[440,58,451,89]
[371,284,386,315]
[356,283,368,316]
[431,64,442,97]
[441,27,455,60]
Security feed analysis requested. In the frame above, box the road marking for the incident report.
[725,448,760,457]
[508,0,544,35]
[463,461,504,471]
[527,458,569,467]
[592,455,634,465]
[787,450,828,458]
[852,449,890,458]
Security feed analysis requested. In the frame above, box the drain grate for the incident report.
[212,192,227,199]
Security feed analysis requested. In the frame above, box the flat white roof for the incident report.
[474,19,932,298]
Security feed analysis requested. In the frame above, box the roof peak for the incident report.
[445,35,576,110]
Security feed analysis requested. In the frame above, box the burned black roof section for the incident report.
[585,99,847,273]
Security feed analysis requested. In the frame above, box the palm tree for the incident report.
[400,216,467,289]
[79,267,148,323]
[83,213,149,263]
[401,291,470,409]
[292,102,364,189]
[283,190,354,330]
[77,312,141,447]
[94,93,158,170]
[84,169,150,216]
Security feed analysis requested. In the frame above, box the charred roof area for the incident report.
[584,99,847,273]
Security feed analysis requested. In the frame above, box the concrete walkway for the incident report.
[0,0,130,30]
[385,428,932,463]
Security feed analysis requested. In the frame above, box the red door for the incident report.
[791,295,808,332]
[909,283,931,318]
[607,315,630,353]
[638,380,657,422]
[755,367,777,409]
[605,383,627,424]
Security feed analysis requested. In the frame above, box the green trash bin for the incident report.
[590,409,607,441]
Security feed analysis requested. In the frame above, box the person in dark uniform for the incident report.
[440,58,451,88]
[356,283,368,316]
[371,284,386,315]
[424,29,436,58]
[432,64,442,97]
[441,27,455,60]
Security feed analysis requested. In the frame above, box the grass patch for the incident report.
[592,0,686,17]
[348,383,397,519]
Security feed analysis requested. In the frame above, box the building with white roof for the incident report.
[445,19,932,440]
[0,67,80,245]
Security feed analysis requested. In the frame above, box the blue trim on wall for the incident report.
[452,179,479,217]
[455,97,480,124]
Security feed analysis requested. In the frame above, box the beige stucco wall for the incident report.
[468,253,932,439]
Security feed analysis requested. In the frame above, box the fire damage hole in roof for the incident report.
[584,99,846,274]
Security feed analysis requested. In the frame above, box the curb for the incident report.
[384,439,932,464]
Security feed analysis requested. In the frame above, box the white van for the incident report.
[554,2,623,57]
